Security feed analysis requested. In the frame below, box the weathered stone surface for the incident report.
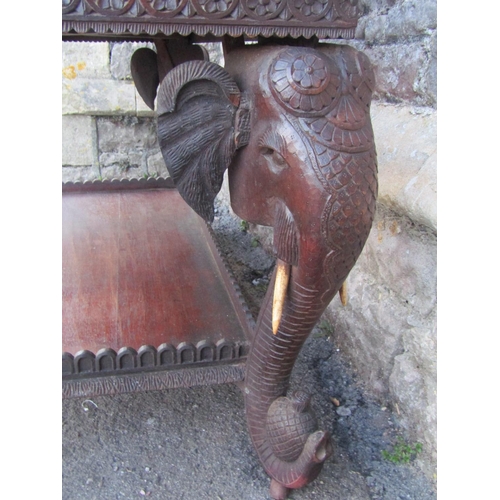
[62,41,156,117]
[97,116,158,151]
[99,151,143,169]
[96,116,159,178]
[62,115,97,167]
[110,41,155,80]
[363,42,430,105]
[359,0,398,12]
[62,41,110,80]
[416,31,437,106]
[389,321,437,475]
[62,78,138,116]
[217,172,232,210]
[136,92,156,116]
[203,42,224,66]
[361,0,437,43]
[327,38,435,107]
[371,103,436,231]
[351,0,437,107]
[62,165,101,183]
[100,163,146,180]
[325,205,436,478]
[147,150,171,179]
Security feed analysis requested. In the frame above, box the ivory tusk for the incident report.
[272,259,290,335]
[339,281,348,306]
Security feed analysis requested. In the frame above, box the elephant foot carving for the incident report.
[133,39,377,498]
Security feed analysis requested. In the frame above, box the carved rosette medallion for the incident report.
[290,0,333,21]
[192,0,238,18]
[85,0,136,15]
[243,0,287,20]
[139,0,190,17]
[269,49,340,117]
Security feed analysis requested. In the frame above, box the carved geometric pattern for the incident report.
[243,0,287,20]
[62,176,176,192]
[270,45,378,290]
[266,391,317,462]
[62,0,361,39]
[302,116,374,152]
[63,339,249,377]
[192,0,239,18]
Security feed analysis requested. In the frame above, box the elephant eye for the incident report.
[261,146,288,173]
[259,131,289,173]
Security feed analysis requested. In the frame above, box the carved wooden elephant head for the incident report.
[132,42,377,498]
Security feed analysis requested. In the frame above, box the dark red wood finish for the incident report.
[62,182,252,355]
[62,0,360,41]
[61,3,376,498]
[154,44,377,497]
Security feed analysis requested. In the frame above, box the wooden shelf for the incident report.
[62,178,253,397]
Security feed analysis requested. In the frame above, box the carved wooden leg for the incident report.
[150,42,378,498]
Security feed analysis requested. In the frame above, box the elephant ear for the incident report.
[131,40,209,111]
[156,60,249,222]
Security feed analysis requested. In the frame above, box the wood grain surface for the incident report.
[62,185,251,355]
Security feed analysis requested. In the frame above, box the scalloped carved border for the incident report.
[62,0,360,40]
[62,176,175,192]
[62,176,254,395]
[63,339,250,377]
[63,362,246,398]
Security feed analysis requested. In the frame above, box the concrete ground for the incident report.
[62,334,436,500]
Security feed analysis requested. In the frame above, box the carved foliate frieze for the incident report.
[62,0,361,39]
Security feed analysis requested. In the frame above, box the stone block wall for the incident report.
[62,41,160,182]
[246,0,437,479]
[62,0,436,480]
[331,0,437,480]
[355,0,437,107]
[62,41,223,182]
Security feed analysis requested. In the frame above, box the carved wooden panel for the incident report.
[62,0,361,39]
[62,178,254,395]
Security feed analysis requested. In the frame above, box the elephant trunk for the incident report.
[147,44,378,497]
[244,259,340,494]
